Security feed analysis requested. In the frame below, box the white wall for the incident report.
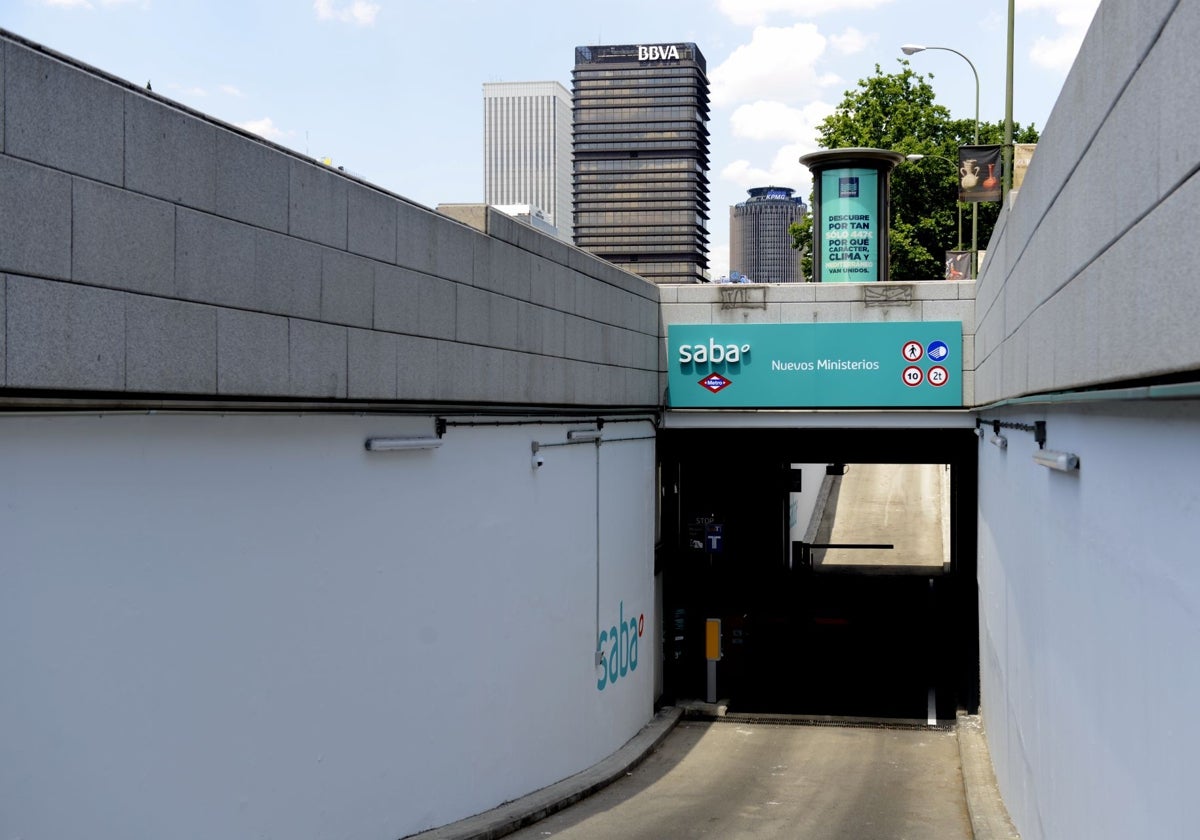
[0,412,656,840]
[977,401,1200,840]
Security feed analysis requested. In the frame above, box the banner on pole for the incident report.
[945,251,972,280]
[958,145,1002,203]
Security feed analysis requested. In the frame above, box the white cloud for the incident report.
[721,143,814,195]
[1017,0,1099,27]
[220,85,245,98]
[716,0,893,27]
[709,24,841,108]
[828,27,873,55]
[313,0,380,26]
[1017,0,1101,71]
[1028,34,1085,72]
[237,117,293,143]
[728,99,833,144]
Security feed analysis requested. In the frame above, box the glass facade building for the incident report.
[729,186,808,283]
[484,81,574,242]
[572,44,710,284]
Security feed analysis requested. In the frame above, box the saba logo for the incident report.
[597,601,644,691]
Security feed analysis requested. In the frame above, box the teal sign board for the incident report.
[819,168,879,282]
[667,322,962,408]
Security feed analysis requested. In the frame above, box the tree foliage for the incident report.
[790,61,1040,281]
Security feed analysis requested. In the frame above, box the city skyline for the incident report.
[3,0,1101,281]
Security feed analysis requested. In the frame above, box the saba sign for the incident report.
[596,602,644,691]
[667,322,963,408]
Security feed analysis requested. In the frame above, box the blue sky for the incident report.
[4,0,1099,279]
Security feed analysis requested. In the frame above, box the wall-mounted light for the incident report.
[531,441,545,469]
[1033,449,1079,471]
[990,433,1008,449]
[365,437,443,452]
[567,428,602,442]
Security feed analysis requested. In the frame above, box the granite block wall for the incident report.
[974,0,1200,404]
[0,30,660,408]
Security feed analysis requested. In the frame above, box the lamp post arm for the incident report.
[941,47,980,144]
[904,44,982,277]
[938,48,981,277]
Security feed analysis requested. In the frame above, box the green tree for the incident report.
[790,61,1039,280]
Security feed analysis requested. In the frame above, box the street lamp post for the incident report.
[1004,0,1015,198]
[901,44,979,278]
[905,153,964,254]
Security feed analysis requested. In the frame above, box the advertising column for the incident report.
[799,148,904,283]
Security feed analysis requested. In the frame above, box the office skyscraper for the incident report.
[729,187,808,283]
[483,81,573,242]
[572,43,710,284]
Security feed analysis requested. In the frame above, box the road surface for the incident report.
[505,719,972,840]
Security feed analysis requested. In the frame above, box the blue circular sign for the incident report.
[927,340,950,362]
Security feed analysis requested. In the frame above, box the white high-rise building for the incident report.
[483,81,573,242]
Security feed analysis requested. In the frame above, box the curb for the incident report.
[957,711,1021,839]
[404,706,683,840]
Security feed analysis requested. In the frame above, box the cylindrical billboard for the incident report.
[799,148,904,283]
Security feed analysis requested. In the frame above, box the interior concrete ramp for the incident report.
[812,463,950,573]
[504,719,972,840]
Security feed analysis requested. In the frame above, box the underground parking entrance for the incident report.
[656,423,979,724]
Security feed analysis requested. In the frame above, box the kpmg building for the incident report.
[729,186,808,283]
[483,81,574,242]
[572,43,710,284]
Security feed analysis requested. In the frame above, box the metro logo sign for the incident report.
[699,373,732,393]
[638,45,680,61]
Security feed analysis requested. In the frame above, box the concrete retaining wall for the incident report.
[975,2,1200,838]
[0,28,663,840]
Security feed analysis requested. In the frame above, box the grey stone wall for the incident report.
[974,0,1200,404]
[0,31,660,409]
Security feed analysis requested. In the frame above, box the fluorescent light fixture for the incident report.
[567,429,602,442]
[990,434,1008,449]
[1033,449,1079,471]
[365,437,443,452]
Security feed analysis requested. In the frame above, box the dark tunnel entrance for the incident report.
[656,426,979,723]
